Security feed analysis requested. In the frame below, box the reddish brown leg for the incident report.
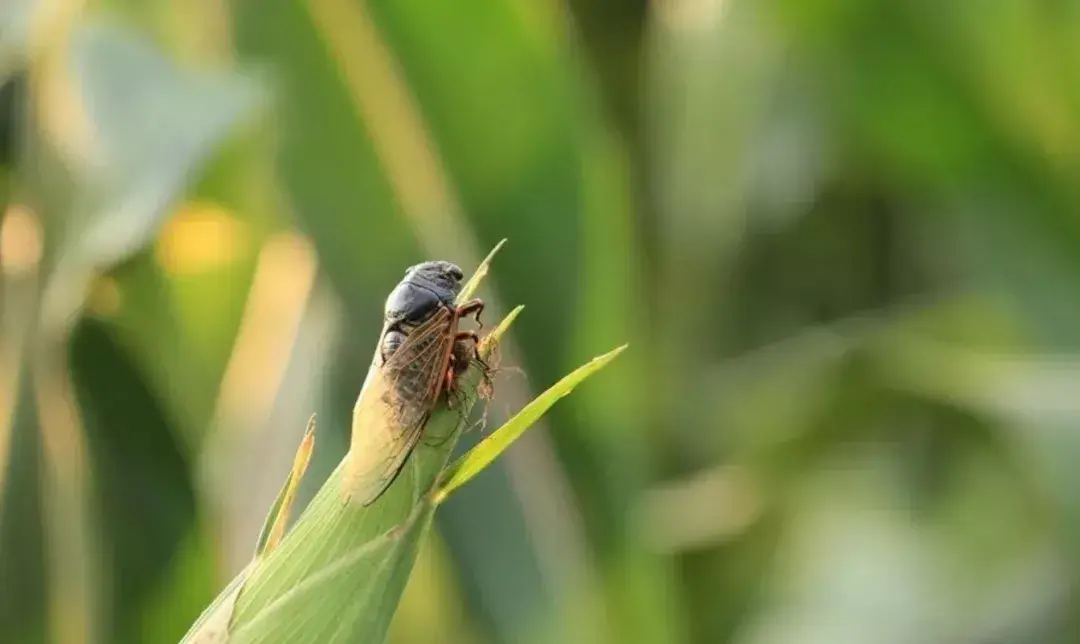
[457,330,493,393]
[455,330,480,343]
[443,351,459,409]
[445,329,491,410]
[444,357,468,409]
[456,299,484,331]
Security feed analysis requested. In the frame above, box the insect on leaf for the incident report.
[345,306,460,505]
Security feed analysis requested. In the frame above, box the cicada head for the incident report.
[383,261,465,328]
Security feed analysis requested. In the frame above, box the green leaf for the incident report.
[435,344,628,503]
[65,22,261,270]
[457,238,505,303]
[254,416,317,559]
[0,362,46,643]
[179,562,254,644]
[478,305,524,357]
[68,317,199,643]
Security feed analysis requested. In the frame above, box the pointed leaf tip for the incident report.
[459,239,507,302]
[435,343,626,503]
[480,305,523,358]
[254,415,317,558]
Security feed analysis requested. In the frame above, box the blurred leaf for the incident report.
[181,562,254,644]
[2,16,263,644]
[735,469,943,644]
[136,527,218,644]
[68,317,197,643]
[60,22,261,272]
[0,363,46,644]
[197,244,335,574]
[388,532,483,644]
[103,253,222,447]
[0,0,31,81]
[437,342,626,503]
[231,0,416,313]
[366,0,583,263]
[457,239,505,303]
[0,74,22,175]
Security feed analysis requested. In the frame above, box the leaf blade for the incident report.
[435,344,628,503]
[254,416,317,559]
[459,238,507,302]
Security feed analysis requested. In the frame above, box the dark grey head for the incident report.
[383,260,464,326]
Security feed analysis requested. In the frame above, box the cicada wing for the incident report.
[348,386,428,506]
[346,307,456,506]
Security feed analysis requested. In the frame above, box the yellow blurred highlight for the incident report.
[639,466,760,553]
[29,0,94,168]
[308,0,471,255]
[0,348,17,540]
[87,276,121,317]
[1,205,45,276]
[204,230,319,571]
[165,0,233,66]
[653,0,727,30]
[34,346,98,644]
[0,204,41,538]
[155,202,247,276]
[213,231,318,435]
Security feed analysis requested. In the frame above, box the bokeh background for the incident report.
[4,0,1080,643]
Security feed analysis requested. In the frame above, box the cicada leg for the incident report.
[444,361,460,397]
[444,330,487,407]
[444,349,467,407]
[456,299,484,331]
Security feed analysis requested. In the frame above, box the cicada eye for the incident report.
[448,265,464,281]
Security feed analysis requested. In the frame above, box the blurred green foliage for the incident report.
[3,0,1080,643]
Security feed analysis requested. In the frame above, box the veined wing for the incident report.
[346,306,457,506]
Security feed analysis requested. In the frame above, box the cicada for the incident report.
[346,260,485,506]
